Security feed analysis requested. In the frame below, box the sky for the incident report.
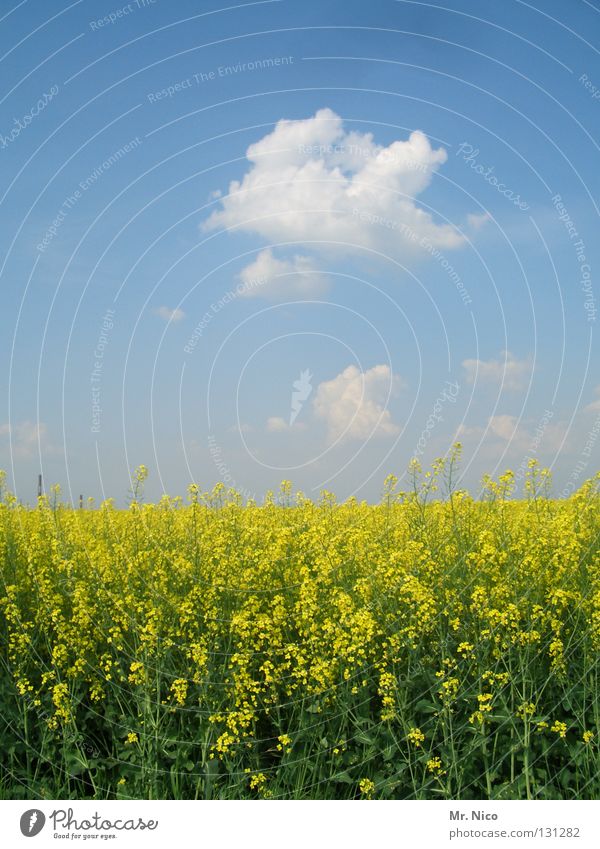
[0,0,599,504]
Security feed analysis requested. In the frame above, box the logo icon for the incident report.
[289,369,313,426]
[20,810,45,837]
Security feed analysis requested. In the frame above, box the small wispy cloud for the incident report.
[267,416,289,432]
[467,211,491,230]
[227,423,254,434]
[584,385,600,413]
[266,416,307,433]
[462,350,533,392]
[238,249,329,301]
[0,420,49,458]
[154,306,185,322]
[457,413,567,453]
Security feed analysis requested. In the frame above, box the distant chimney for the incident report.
[37,474,43,498]
[79,494,83,510]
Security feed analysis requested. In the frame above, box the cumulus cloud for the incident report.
[204,108,463,276]
[238,249,329,301]
[462,351,533,391]
[0,420,48,458]
[154,306,185,322]
[313,364,402,443]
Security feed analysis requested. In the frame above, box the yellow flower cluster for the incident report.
[426,757,446,776]
[551,721,568,739]
[359,778,375,798]
[407,727,425,748]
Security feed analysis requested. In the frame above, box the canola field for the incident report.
[1,455,599,800]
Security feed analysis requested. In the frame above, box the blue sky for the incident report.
[1,0,599,503]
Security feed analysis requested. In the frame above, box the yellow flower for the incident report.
[359,778,375,799]
[49,682,72,728]
[457,642,474,657]
[583,730,594,744]
[516,702,536,719]
[125,732,139,745]
[170,678,188,706]
[551,721,567,739]
[128,661,145,686]
[249,773,271,797]
[277,734,292,753]
[426,757,446,776]
[407,727,425,747]
[469,693,493,725]
[438,677,460,703]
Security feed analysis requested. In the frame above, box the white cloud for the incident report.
[313,364,402,443]
[0,420,48,458]
[227,423,254,434]
[457,414,519,444]
[204,108,463,261]
[266,416,306,433]
[238,249,329,301]
[488,414,519,441]
[155,306,185,322]
[457,413,567,453]
[467,212,491,230]
[267,416,289,432]
[462,351,532,391]
[584,386,600,413]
